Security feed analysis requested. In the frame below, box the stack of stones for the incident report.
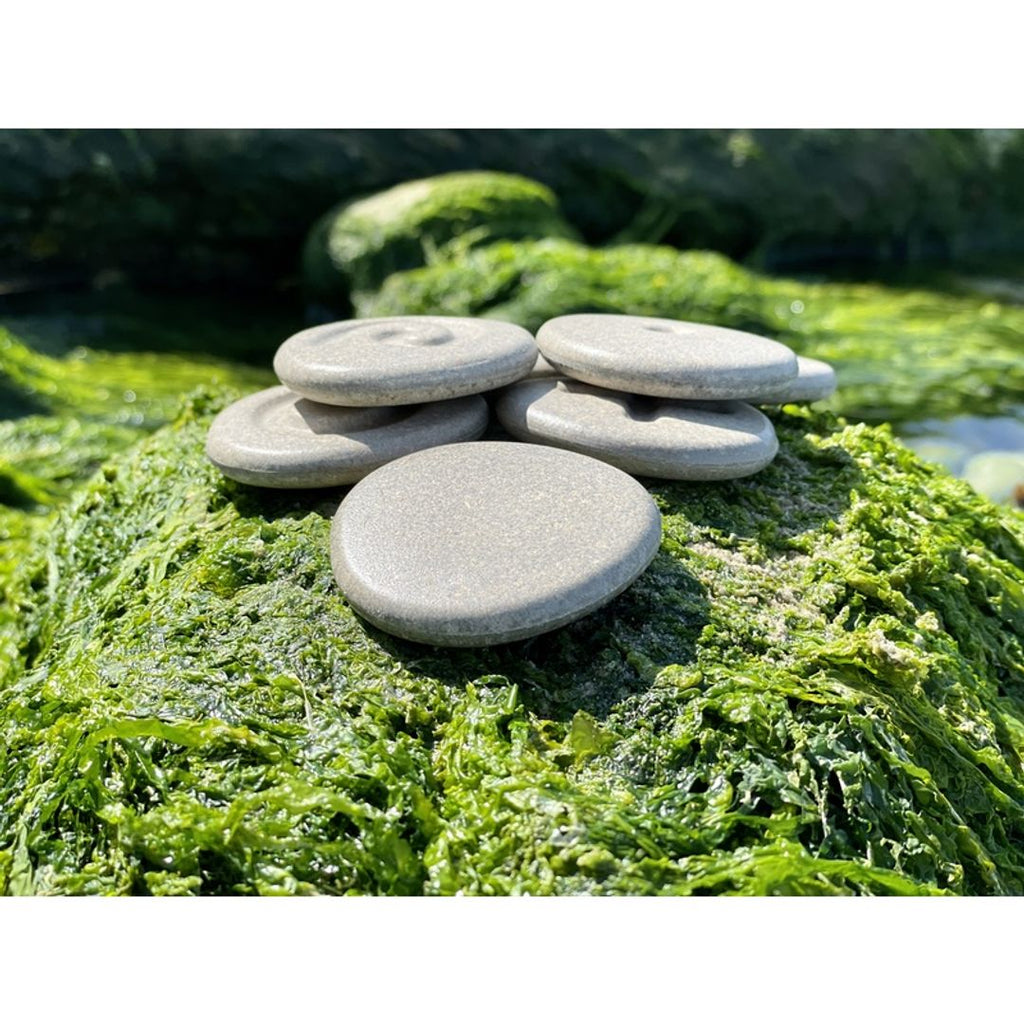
[206,317,535,488]
[206,315,835,647]
[499,314,835,479]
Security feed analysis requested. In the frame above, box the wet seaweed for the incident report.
[1,390,1021,895]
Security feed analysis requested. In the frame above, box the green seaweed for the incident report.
[360,239,1024,424]
[302,172,577,308]
[3,165,1024,895]
[1,388,1021,895]
[0,416,138,508]
[0,327,270,429]
[0,324,278,720]
[0,326,272,506]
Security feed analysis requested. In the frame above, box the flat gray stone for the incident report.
[749,356,837,404]
[330,442,662,646]
[536,313,798,400]
[274,316,537,406]
[496,379,778,480]
[205,386,488,488]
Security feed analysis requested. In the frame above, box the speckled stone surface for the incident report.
[205,386,488,488]
[749,356,837,404]
[496,378,778,480]
[274,316,537,406]
[536,314,798,400]
[330,442,662,646]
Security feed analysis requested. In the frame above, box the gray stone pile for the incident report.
[500,314,835,480]
[206,314,835,646]
[206,316,534,487]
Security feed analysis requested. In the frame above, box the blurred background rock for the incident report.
[4,128,1024,292]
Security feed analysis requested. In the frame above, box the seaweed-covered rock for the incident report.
[1,389,1022,895]
[363,241,778,335]
[3,129,1017,291]
[360,239,1024,424]
[302,172,576,308]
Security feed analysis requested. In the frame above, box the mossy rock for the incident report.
[6,129,1022,292]
[302,172,577,308]
[360,239,1024,424]
[362,239,779,335]
[1,388,1022,895]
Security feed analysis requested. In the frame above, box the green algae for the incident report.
[1,389,1022,895]
[0,322,279,728]
[0,327,270,429]
[0,326,272,507]
[360,239,1024,424]
[0,416,138,508]
[302,172,577,308]
[3,168,1024,896]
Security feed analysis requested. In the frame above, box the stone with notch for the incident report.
[495,378,779,480]
[330,442,662,646]
[536,313,798,401]
[205,385,488,488]
[274,316,537,406]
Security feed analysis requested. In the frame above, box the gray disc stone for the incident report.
[496,378,779,480]
[205,386,488,488]
[330,442,662,646]
[536,313,798,400]
[749,356,837,404]
[274,316,537,406]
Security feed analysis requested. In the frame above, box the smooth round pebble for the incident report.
[274,316,537,406]
[749,356,837,404]
[496,378,779,480]
[205,386,488,488]
[330,442,662,646]
[536,313,798,400]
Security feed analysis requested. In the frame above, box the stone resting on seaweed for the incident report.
[205,312,835,647]
[7,381,1021,896]
[4,160,1024,898]
[206,387,489,488]
[329,442,663,646]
